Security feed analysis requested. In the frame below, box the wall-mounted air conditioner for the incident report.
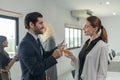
[71,9,93,18]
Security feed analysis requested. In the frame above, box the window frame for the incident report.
[0,14,19,58]
[65,24,82,50]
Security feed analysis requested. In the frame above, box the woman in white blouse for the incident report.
[65,16,109,80]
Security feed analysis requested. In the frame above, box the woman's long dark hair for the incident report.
[0,36,7,52]
[87,16,108,43]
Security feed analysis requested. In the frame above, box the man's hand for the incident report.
[52,48,63,59]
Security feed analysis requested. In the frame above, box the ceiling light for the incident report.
[106,1,110,5]
[113,12,116,15]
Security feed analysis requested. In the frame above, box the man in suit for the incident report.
[18,12,63,80]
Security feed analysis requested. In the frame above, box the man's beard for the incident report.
[34,26,43,35]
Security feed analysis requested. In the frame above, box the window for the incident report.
[65,24,82,49]
[0,15,19,58]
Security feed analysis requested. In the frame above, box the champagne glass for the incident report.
[63,44,71,55]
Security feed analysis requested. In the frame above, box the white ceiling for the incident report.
[54,0,120,17]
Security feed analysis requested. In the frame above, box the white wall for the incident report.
[101,16,120,53]
[0,0,81,80]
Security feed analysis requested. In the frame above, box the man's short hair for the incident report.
[24,12,43,29]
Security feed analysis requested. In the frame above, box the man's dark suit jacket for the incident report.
[18,33,57,80]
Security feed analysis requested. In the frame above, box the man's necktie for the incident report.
[37,38,43,55]
[37,38,41,47]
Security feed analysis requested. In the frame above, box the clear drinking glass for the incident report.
[62,44,70,55]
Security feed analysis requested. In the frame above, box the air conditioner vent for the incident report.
[71,9,93,18]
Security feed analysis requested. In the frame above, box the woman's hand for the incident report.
[1,68,9,72]
[64,49,75,60]
[15,52,18,57]
[14,52,18,60]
